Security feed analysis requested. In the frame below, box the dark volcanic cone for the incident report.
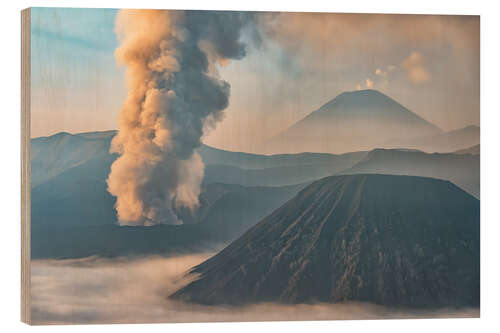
[171,174,479,308]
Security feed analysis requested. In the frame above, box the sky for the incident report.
[30,8,124,137]
[30,8,479,152]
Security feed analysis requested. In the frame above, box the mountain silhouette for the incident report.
[267,90,442,154]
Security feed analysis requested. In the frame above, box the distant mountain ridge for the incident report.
[341,148,479,197]
[387,125,480,153]
[453,144,480,155]
[31,131,117,187]
[30,131,480,258]
[31,130,369,188]
[31,131,479,220]
[172,174,480,308]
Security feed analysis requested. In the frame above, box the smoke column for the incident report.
[107,10,256,225]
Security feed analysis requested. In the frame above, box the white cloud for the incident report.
[30,255,480,324]
[401,51,431,84]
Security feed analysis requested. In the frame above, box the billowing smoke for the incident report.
[107,10,257,225]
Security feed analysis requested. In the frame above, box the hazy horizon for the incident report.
[29,87,480,156]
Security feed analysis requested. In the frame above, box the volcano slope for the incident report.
[172,174,480,308]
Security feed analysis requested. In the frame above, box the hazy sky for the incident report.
[30,8,479,152]
[31,8,124,137]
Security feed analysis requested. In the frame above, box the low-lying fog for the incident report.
[31,255,479,325]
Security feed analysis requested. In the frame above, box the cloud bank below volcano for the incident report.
[31,255,479,325]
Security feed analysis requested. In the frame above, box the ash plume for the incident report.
[107,10,257,225]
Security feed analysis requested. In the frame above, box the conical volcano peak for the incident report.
[267,91,442,154]
[172,174,480,308]
[315,89,433,121]
[325,89,394,105]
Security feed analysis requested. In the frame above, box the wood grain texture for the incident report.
[21,7,31,325]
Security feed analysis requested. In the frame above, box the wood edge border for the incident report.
[21,7,31,325]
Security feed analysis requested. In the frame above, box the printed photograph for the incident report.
[28,8,479,324]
